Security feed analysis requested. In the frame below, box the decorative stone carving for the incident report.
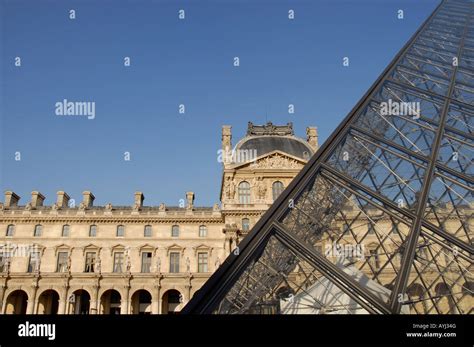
[155,256,161,273]
[34,253,41,274]
[247,121,294,136]
[3,257,10,274]
[25,202,32,211]
[105,203,113,211]
[255,176,267,200]
[222,126,232,151]
[186,192,194,210]
[159,203,166,211]
[79,202,86,211]
[254,154,302,169]
[95,255,101,274]
[224,176,235,199]
[51,203,59,211]
[185,257,191,272]
[213,203,220,211]
[67,253,72,273]
[125,247,131,273]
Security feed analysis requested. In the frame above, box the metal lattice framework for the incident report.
[184,0,474,314]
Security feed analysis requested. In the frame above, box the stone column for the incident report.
[306,126,318,152]
[58,283,69,314]
[0,284,6,314]
[120,285,130,314]
[185,284,192,304]
[152,283,161,314]
[90,283,100,314]
[26,284,39,314]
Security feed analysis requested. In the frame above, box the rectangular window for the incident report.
[56,251,68,272]
[171,225,179,237]
[89,225,97,237]
[199,225,207,237]
[169,252,180,273]
[6,225,14,237]
[117,225,125,237]
[144,225,152,237]
[62,225,70,237]
[28,252,40,273]
[141,252,152,273]
[85,252,96,273]
[198,252,208,273]
[113,252,124,273]
[34,225,42,237]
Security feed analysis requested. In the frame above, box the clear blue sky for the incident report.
[0,0,439,207]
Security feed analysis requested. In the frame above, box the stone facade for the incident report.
[0,122,317,314]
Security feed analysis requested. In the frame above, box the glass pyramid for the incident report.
[184,0,473,314]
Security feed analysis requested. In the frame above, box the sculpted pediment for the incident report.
[231,151,306,170]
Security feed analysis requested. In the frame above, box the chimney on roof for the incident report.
[186,191,195,210]
[82,191,95,208]
[4,191,20,208]
[134,191,145,209]
[222,126,232,152]
[31,191,45,208]
[306,126,318,152]
[56,191,70,208]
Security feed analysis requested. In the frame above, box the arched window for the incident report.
[6,224,14,236]
[242,218,250,232]
[171,225,180,237]
[462,281,473,296]
[435,283,450,296]
[34,224,42,237]
[238,181,251,204]
[89,225,97,237]
[62,225,70,237]
[144,225,152,237]
[117,225,125,237]
[407,283,424,298]
[199,225,207,237]
[272,181,284,201]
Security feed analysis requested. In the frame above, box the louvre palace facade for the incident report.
[0,122,318,314]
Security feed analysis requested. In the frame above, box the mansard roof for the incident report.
[235,122,314,161]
